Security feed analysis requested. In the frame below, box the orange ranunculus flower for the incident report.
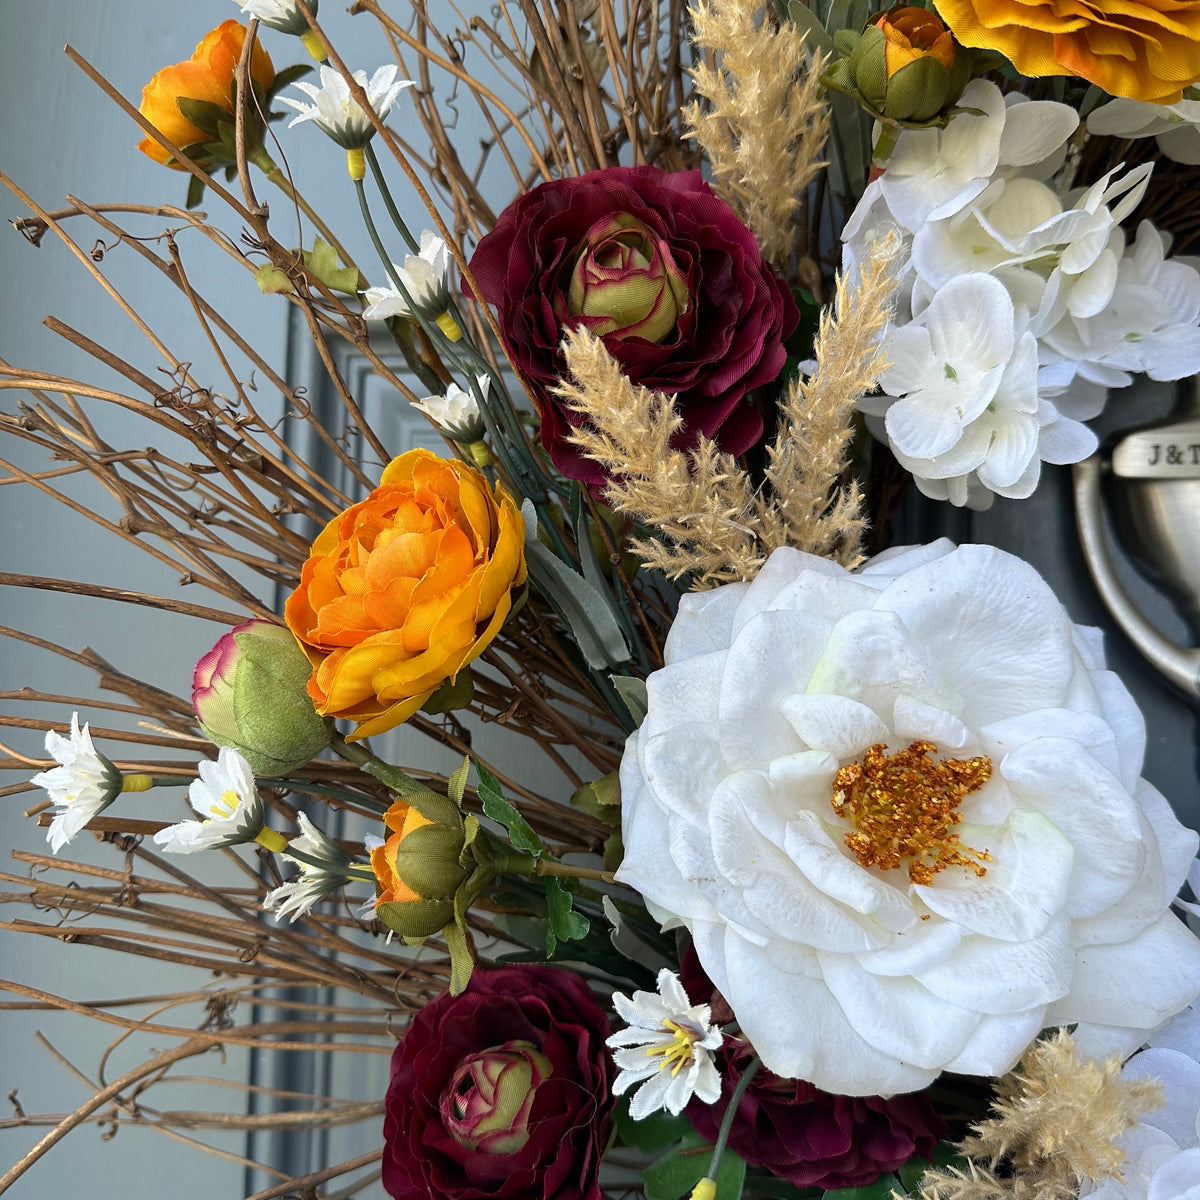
[933,0,1200,103]
[879,7,956,77]
[285,449,527,741]
[138,20,275,166]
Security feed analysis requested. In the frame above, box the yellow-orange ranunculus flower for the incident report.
[138,20,275,166]
[933,0,1200,103]
[879,7,956,77]
[285,449,527,740]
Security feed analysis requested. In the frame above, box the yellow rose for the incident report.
[285,449,527,740]
[138,20,275,166]
[933,0,1200,102]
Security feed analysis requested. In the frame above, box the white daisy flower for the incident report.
[413,377,487,442]
[31,713,123,854]
[234,0,316,34]
[154,747,268,853]
[607,970,724,1119]
[280,64,412,149]
[362,230,452,322]
[263,813,356,922]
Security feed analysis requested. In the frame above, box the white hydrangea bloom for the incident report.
[31,713,123,854]
[1080,1004,1200,1200]
[843,83,1200,507]
[1089,96,1200,166]
[280,65,412,148]
[863,273,1093,509]
[607,970,723,1119]
[617,543,1200,1096]
[362,230,452,321]
[263,813,354,922]
[1037,221,1200,392]
[412,377,486,441]
[154,747,265,853]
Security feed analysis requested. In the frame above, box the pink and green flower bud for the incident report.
[193,619,332,776]
[824,5,974,126]
[563,214,690,345]
[441,1040,554,1155]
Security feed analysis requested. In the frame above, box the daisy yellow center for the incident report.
[830,741,993,885]
[646,1020,697,1076]
[211,789,241,819]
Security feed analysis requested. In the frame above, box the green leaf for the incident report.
[475,760,544,858]
[613,1096,691,1153]
[570,771,621,824]
[821,1175,901,1200]
[643,1132,747,1200]
[255,262,296,295]
[301,236,362,294]
[610,674,648,724]
[897,1142,964,1192]
[787,0,835,52]
[521,500,630,671]
[175,96,230,138]
[544,875,589,955]
[268,62,313,96]
[421,669,474,715]
[185,174,207,210]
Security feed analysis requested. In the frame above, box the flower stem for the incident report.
[872,122,901,168]
[535,859,615,883]
[702,1055,760,1187]
[364,142,419,253]
[121,774,182,791]
[330,734,431,798]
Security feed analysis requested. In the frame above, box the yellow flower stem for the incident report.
[346,147,366,182]
[465,440,493,469]
[254,827,290,854]
[252,151,361,281]
[689,1181,717,1200]
[435,311,463,342]
[299,28,327,62]
[121,774,154,792]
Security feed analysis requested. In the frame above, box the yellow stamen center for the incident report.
[831,741,993,885]
[212,789,241,819]
[645,1020,697,1076]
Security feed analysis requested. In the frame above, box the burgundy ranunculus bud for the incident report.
[465,165,799,485]
[681,949,945,1190]
[383,965,615,1200]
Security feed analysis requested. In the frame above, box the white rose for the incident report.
[617,542,1200,1096]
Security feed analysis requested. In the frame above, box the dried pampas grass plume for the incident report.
[684,0,830,266]
[554,237,899,585]
[912,1029,1165,1200]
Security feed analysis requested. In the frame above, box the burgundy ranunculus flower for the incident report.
[681,951,945,1190]
[382,965,615,1200]
[465,165,799,484]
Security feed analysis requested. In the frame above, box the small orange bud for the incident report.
[877,7,955,78]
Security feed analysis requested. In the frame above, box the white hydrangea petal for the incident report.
[997,99,1078,167]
